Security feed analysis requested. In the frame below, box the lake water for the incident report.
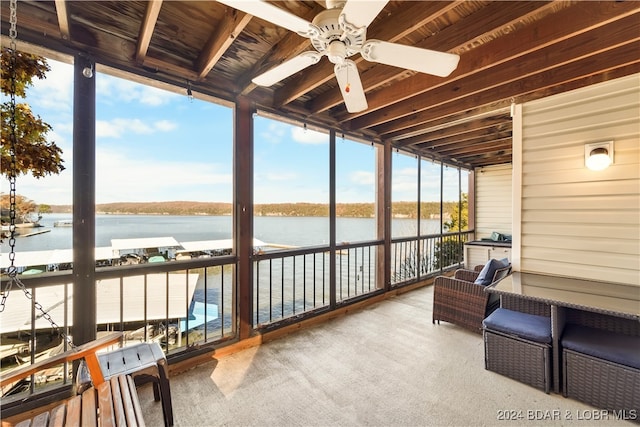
[1,214,442,253]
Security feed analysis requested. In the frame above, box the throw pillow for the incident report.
[474,258,509,286]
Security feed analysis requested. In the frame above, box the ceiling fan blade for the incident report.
[341,0,388,29]
[361,40,460,77]
[216,0,316,37]
[253,52,322,87]
[334,60,368,113]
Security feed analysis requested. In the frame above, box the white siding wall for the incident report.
[475,164,513,240]
[516,73,640,285]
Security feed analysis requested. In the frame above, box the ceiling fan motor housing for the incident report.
[310,8,365,59]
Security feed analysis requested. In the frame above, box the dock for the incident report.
[20,229,51,237]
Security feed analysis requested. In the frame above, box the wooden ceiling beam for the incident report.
[400,125,512,149]
[391,113,511,144]
[383,62,640,142]
[461,152,513,168]
[196,8,252,81]
[136,0,162,64]
[142,55,213,84]
[371,42,640,136]
[353,14,640,132]
[309,0,554,114]
[340,1,640,127]
[1,2,59,38]
[428,132,511,156]
[272,1,459,107]
[54,0,70,40]
[6,0,637,170]
[453,144,512,160]
[514,63,640,107]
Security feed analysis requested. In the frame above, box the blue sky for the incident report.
[4,58,466,206]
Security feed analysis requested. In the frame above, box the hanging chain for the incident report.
[1,0,19,308]
[0,0,75,348]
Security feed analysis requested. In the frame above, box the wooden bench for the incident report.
[99,342,173,426]
[14,374,145,427]
[1,332,146,426]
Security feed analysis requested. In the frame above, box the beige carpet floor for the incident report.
[138,285,634,426]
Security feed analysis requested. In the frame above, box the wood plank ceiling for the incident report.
[2,1,639,169]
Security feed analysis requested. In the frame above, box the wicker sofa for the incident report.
[432,262,511,333]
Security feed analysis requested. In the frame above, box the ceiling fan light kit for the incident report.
[220,0,460,113]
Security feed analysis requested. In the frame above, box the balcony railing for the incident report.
[0,256,235,398]
[253,241,383,327]
[391,230,474,285]
[0,230,473,400]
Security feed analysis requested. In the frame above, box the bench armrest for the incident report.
[0,332,123,388]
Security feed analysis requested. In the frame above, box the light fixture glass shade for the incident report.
[586,147,611,171]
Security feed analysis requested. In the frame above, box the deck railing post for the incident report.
[376,141,391,291]
[234,96,254,339]
[329,130,336,308]
[73,53,96,346]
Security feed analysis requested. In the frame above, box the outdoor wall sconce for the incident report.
[585,141,613,171]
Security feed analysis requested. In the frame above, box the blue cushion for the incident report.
[483,308,552,343]
[474,258,509,286]
[561,324,640,370]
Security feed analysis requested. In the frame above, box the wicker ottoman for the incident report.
[561,324,640,417]
[483,308,552,393]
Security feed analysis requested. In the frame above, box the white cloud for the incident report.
[253,182,328,204]
[96,120,122,138]
[97,76,178,107]
[392,167,418,201]
[350,170,374,185]
[9,142,232,205]
[28,60,73,113]
[138,87,177,106]
[336,187,374,203]
[155,120,177,132]
[96,118,177,139]
[261,171,298,181]
[291,127,327,145]
[95,148,231,203]
[7,169,73,206]
[125,118,155,134]
[258,122,286,144]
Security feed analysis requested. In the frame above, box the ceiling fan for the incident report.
[216,0,460,113]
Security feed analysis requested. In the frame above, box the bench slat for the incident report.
[81,387,97,427]
[65,395,82,426]
[8,373,146,427]
[118,375,140,427]
[31,411,49,427]
[97,380,116,427]
[110,375,127,427]
[126,375,146,427]
[49,403,67,427]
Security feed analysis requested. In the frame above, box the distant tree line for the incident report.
[46,200,461,219]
